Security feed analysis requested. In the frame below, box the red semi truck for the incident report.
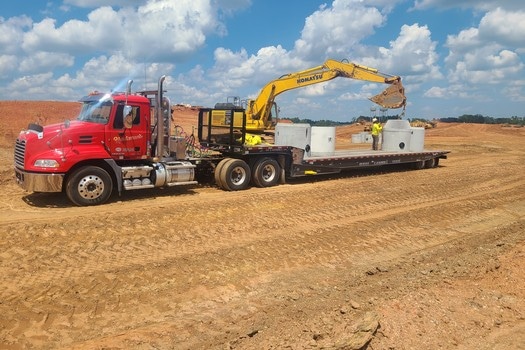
[14,76,448,206]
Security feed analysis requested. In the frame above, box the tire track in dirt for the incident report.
[1,165,522,306]
[60,217,525,350]
[2,132,524,348]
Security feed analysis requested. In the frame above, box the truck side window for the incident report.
[114,105,140,129]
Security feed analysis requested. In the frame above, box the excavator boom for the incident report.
[212,59,407,133]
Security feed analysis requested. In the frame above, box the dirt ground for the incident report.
[1,101,524,349]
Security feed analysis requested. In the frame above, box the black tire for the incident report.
[424,158,436,168]
[413,160,425,170]
[219,159,251,191]
[252,157,281,188]
[66,166,113,206]
[214,158,233,189]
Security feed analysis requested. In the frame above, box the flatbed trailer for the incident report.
[196,108,449,191]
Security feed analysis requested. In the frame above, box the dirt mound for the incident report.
[0,101,81,147]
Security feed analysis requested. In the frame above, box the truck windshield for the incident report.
[77,100,113,124]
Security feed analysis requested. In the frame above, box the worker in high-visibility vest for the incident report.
[371,118,383,150]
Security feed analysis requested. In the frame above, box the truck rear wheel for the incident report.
[219,159,251,191]
[252,157,280,187]
[66,166,113,206]
[214,158,233,189]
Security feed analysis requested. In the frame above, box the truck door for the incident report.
[107,104,148,160]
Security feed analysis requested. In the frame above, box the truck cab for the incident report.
[15,77,197,206]
[85,92,153,161]
[15,92,153,188]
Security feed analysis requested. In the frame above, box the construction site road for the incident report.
[0,103,524,349]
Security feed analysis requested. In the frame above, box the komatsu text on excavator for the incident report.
[208,58,407,133]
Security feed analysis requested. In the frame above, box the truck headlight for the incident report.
[34,159,60,168]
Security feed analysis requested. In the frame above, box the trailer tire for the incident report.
[214,158,233,189]
[219,159,251,191]
[424,158,436,168]
[252,157,281,188]
[66,166,113,206]
[413,160,425,170]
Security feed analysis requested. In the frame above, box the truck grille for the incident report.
[14,139,26,168]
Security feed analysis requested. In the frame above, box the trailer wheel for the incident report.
[424,158,436,168]
[214,158,233,189]
[252,157,281,188]
[219,159,251,191]
[413,160,425,170]
[66,166,113,206]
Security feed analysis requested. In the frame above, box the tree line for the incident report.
[286,114,524,126]
[438,114,524,125]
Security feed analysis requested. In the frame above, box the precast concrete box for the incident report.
[311,126,336,156]
[275,123,311,154]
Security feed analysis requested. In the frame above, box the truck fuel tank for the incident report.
[154,161,197,187]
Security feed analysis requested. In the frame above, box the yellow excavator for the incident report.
[209,58,406,133]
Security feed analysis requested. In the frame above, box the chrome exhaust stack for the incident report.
[156,75,166,159]
[126,79,133,96]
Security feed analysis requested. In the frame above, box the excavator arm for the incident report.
[246,59,406,132]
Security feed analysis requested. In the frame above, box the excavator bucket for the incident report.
[369,80,406,109]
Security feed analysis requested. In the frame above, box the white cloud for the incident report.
[54,53,174,94]
[411,0,524,11]
[423,86,448,98]
[300,83,330,97]
[22,7,124,54]
[0,55,18,78]
[208,45,306,98]
[449,51,522,85]
[294,0,385,60]
[215,0,252,13]
[478,8,525,49]
[0,15,32,54]
[133,0,220,60]
[22,1,222,62]
[445,8,525,85]
[365,23,443,84]
[6,73,54,99]
[19,52,75,73]
[63,0,144,8]
[503,81,525,102]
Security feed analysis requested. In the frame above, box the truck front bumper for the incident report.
[15,168,64,192]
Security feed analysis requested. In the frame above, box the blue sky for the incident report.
[1,0,523,121]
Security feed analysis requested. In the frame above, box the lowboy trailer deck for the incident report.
[197,108,449,191]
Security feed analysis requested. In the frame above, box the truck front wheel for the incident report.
[66,166,113,206]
